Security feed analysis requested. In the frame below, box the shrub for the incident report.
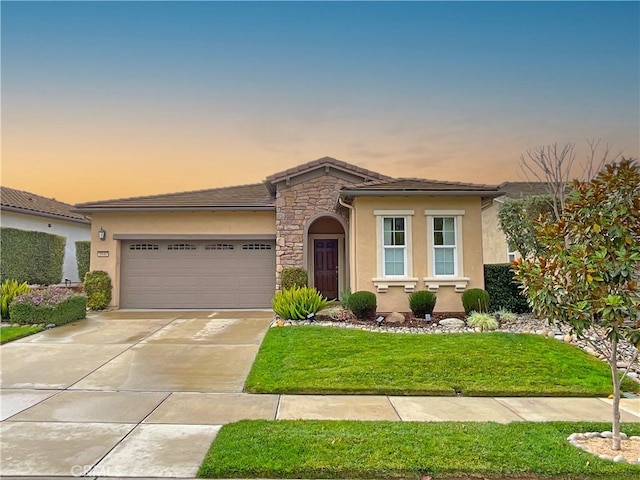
[347,291,377,320]
[75,241,91,281]
[281,268,308,290]
[1,279,30,319]
[9,287,87,326]
[272,286,330,320]
[467,312,499,332]
[408,290,437,317]
[484,264,530,313]
[339,287,352,308]
[461,288,490,314]
[0,227,65,285]
[84,270,112,310]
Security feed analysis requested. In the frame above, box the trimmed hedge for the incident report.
[281,268,308,290]
[0,227,65,285]
[75,241,91,282]
[461,288,490,314]
[484,264,531,314]
[9,292,87,326]
[84,270,112,310]
[347,291,377,320]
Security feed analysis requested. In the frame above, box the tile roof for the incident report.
[74,183,274,211]
[1,186,90,223]
[265,156,392,184]
[497,181,553,198]
[343,178,501,193]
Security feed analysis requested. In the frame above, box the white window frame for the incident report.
[424,210,469,292]
[372,210,418,293]
[432,216,458,276]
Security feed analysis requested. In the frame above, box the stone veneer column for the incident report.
[275,174,350,289]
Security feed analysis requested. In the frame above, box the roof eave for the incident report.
[339,189,504,198]
[1,205,91,224]
[72,205,276,213]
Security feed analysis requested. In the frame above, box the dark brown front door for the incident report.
[314,239,338,299]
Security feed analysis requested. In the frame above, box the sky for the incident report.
[1,1,639,204]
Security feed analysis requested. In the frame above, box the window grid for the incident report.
[129,244,159,250]
[167,243,197,251]
[383,217,406,276]
[433,217,456,276]
[205,243,234,250]
[242,243,272,250]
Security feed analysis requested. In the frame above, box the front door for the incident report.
[314,239,338,300]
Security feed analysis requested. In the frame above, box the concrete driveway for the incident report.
[0,309,277,478]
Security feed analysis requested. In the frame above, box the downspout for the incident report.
[338,197,356,292]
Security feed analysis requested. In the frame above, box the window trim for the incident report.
[424,209,469,292]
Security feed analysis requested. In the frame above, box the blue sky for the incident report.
[2,1,638,203]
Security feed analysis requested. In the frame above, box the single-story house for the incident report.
[75,157,502,312]
[1,186,92,283]
[481,181,549,264]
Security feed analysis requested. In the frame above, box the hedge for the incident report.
[9,295,87,326]
[75,241,91,281]
[484,264,531,313]
[0,227,65,285]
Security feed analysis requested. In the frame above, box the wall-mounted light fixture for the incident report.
[98,226,106,241]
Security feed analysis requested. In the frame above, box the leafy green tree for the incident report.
[497,195,554,259]
[514,159,640,450]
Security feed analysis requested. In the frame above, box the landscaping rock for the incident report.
[563,334,572,342]
[46,323,56,329]
[385,312,405,324]
[613,455,626,463]
[438,318,465,328]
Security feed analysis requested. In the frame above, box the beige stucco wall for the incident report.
[89,210,276,307]
[351,196,485,313]
[481,200,510,264]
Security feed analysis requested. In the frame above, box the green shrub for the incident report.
[484,264,530,313]
[75,241,91,281]
[408,290,437,317]
[281,268,308,290]
[9,287,86,326]
[1,279,30,319]
[461,288,490,314]
[84,270,112,310]
[339,287,352,308]
[272,286,330,320]
[467,312,499,332]
[0,227,65,285]
[347,291,377,320]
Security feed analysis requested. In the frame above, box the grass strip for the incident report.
[198,420,640,479]
[245,327,638,396]
[0,325,44,344]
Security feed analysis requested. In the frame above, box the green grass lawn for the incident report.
[245,327,638,396]
[198,420,640,479]
[0,325,43,344]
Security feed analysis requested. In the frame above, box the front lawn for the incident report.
[0,325,44,344]
[245,327,638,396]
[198,420,640,479]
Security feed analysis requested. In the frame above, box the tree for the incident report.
[497,195,554,259]
[513,159,640,451]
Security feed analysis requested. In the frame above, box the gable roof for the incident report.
[265,156,391,185]
[340,178,502,197]
[74,183,274,212]
[1,186,90,224]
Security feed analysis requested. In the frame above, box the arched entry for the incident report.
[305,214,347,300]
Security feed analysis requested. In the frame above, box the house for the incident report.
[0,186,91,282]
[74,157,502,312]
[481,182,550,264]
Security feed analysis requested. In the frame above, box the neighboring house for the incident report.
[0,186,91,283]
[481,182,549,264]
[75,157,502,312]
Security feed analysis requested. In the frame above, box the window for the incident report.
[205,243,234,250]
[383,217,406,276]
[242,243,272,250]
[433,217,456,275]
[129,243,159,250]
[167,243,197,250]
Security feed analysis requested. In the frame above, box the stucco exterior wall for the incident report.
[482,200,510,264]
[1,211,91,282]
[89,210,276,306]
[351,196,485,313]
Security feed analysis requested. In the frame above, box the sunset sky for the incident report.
[2,1,638,204]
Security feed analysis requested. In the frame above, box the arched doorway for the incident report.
[305,214,347,300]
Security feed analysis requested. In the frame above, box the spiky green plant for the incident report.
[1,279,30,319]
[272,286,330,320]
[495,309,518,323]
[467,312,499,332]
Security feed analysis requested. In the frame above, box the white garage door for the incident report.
[120,239,275,308]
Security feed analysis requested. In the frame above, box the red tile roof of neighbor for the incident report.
[74,157,502,211]
[1,186,90,223]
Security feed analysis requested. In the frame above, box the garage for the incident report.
[120,239,275,309]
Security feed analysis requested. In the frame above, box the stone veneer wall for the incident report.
[275,174,350,289]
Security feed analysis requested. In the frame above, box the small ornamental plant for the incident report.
[10,287,87,326]
[1,279,30,319]
[467,312,499,332]
[272,286,330,321]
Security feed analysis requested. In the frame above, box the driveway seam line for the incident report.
[493,397,527,421]
[386,396,404,421]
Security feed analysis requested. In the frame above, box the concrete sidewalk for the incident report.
[1,310,639,479]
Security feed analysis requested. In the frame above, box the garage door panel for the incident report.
[120,239,275,308]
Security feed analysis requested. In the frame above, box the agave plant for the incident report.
[272,286,330,320]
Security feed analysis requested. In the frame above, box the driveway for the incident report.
[0,309,276,478]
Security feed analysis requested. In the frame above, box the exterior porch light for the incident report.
[98,226,106,241]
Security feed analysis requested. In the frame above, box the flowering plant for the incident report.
[13,287,77,307]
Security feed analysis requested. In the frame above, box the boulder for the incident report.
[438,318,465,328]
[385,312,405,324]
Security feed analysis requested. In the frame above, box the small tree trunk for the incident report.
[610,337,621,451]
